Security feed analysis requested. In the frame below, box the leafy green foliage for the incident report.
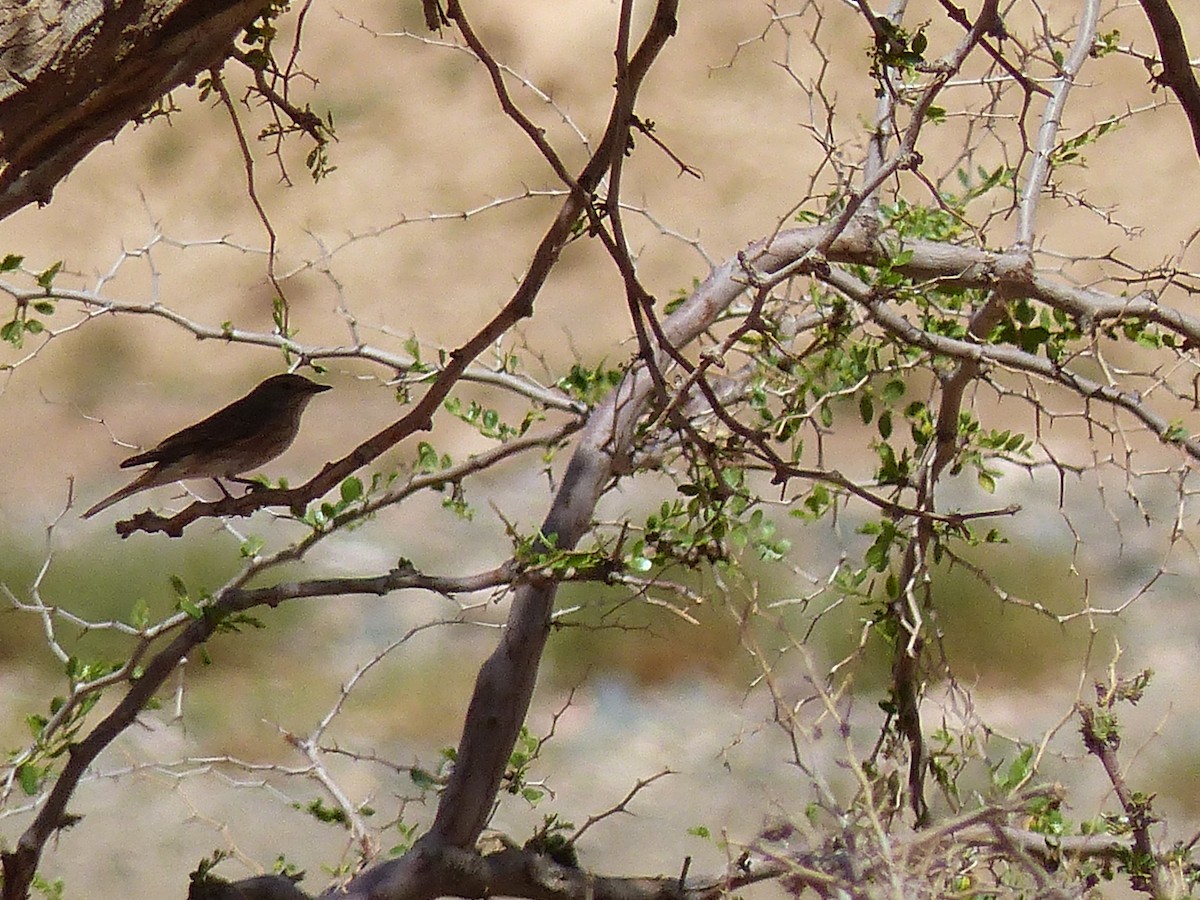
[237,1,337,182]
[239,535,265,559]
[409,442,474,518]
[297,797,352,827]
[524,815,578,867]
[1092,29,1121,58]
[31,874,65,900]
[35,261,62,290]
[513,530,615,580]
[631,467,790,572]
[990,299,1081,360]
[869,17,929,88]
[387,821,421,857]
[1051,117,1120,168]
[555,362,624,405]
[13,655,125,798]
[1,260,61,349]
[502,726,546,805]
[170,574,262,634]
[272,856,305,881]
[189,851,227,886]
[445,396,540,440]
[300,473,399,529]
[414,441,452,474]
[271,295,292,341]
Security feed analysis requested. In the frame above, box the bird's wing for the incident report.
[119,399,265,468]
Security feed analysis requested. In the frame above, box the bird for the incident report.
[82,373,331,519]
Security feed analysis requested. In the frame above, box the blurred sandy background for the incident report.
[3,1,1200,896]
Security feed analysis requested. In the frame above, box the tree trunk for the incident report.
[0,0,263,220]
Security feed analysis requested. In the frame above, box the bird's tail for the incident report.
[81,469,161,519]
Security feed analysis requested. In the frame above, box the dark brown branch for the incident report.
[421,1,681,853]
[208,66,289,331]
[320,844,786,900]
[1136,0,1200,161]
[0,1,266,220]
[936,0,1051,99]
[228,562,517,607]
[630,117,702,179]
[444,0,580,195]
[209,809,1143,900]
[229,47,331,149]
[1077,702,1165,895]
[2,607,224,899]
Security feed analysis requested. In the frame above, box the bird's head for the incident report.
[244,374,332,424]
[255,373,332,401]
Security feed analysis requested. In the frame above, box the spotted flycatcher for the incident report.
[82,373,331,518]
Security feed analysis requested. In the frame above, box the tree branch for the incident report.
[111,0,680,540]
[1136,0,1200,161]
[312,844,786,900]
[0,0,265,219]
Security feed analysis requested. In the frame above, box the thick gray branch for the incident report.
[0,0,264,219]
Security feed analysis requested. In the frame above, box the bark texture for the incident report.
[0,0,263,220]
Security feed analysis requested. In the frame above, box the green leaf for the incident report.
[36,261,63,290]
[1164,421,1189,444]
[17,763,42,795]
[128,597,151,630]
[881,378,906,403]
[999,746,1034,791]
[730,524,749,549]
[299,798,349,826]
[239,535,265,559]
[878,410,893,439]
[865,536,890,571]
[410,767,438,790]
[1017,325,1050,354]
[1,318,23,347]
[271,295,290,334]
[340,476,364,503]
[415,441,441,472]
[858,392,874,424]
[627,555,653,573]
[0,253,24,272]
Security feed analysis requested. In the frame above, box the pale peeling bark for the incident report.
[0,0,263,220]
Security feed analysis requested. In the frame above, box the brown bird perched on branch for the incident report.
[82,373,331,519]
